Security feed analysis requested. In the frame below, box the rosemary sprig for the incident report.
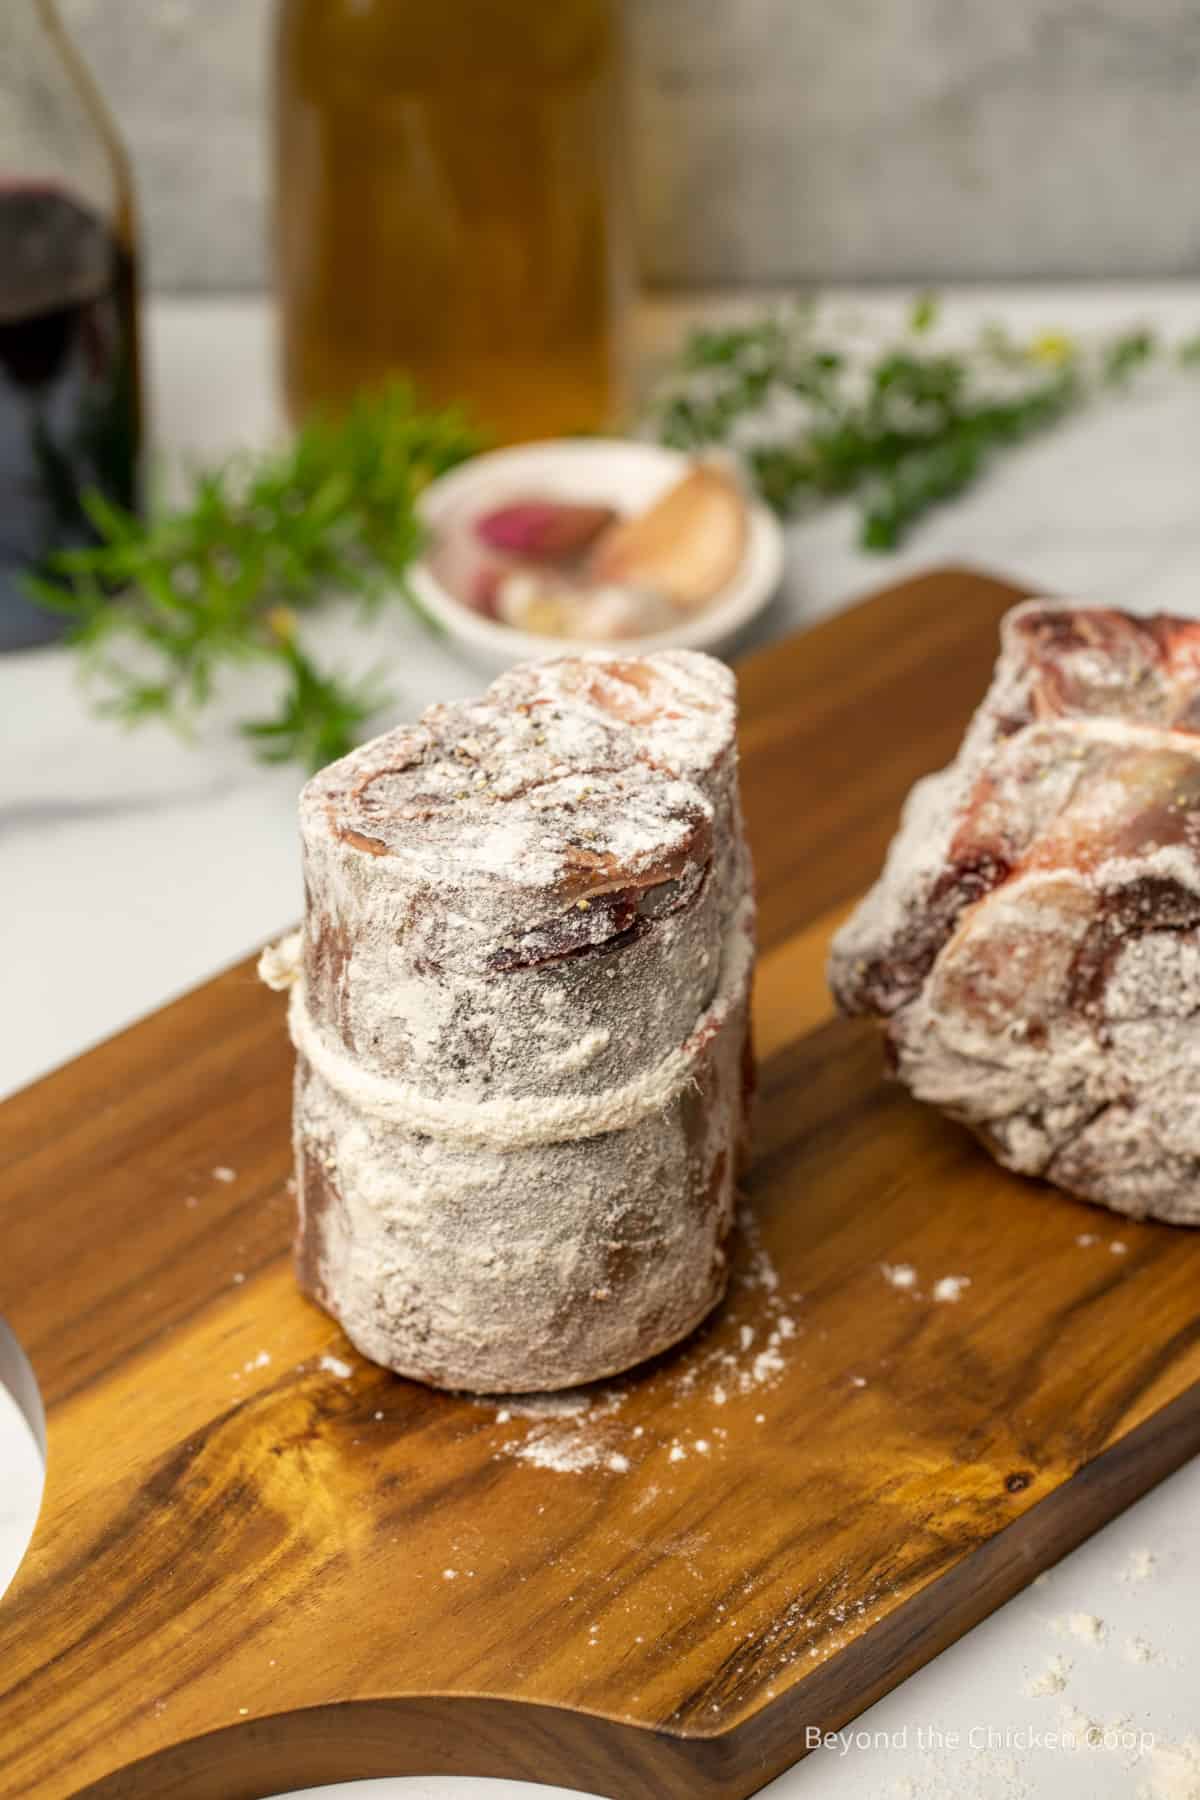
[649,301,1193,550]
[30,301,1200,772]
[29,382,480,768]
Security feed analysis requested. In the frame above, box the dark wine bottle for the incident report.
[0,0,142,651]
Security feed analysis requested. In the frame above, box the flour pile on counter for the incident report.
[1022,1653,1071,1697]
[1053,1611,1107,1646]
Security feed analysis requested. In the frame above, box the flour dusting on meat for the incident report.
[830,602,1200,1224]
[280,650,756,1392]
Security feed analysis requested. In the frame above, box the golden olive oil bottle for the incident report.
[274,0,633,443]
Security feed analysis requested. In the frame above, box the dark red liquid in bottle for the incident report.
[0,183,141,649]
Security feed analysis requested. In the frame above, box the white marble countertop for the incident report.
[4,287,1200,1800]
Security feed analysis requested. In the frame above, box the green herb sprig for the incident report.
[30,302,1200,771]
[650,298,1194,549]
[29,383,480,768]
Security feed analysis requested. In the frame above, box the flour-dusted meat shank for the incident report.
[830,603,1200,1225]
[265,651,756,1391]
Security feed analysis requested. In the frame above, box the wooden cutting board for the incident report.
[4,566,1200,1800]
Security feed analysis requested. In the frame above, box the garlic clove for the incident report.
[474,498,617,561]
[495,572,678,642]
[586,464,748,609]
[495,571,576,637]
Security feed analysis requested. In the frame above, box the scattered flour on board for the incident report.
[495,1388,627,1474]
[212,1166,236,1183]
[881,1262,917,1290]
[514,1435,603,1472]
[319,1353,352,1379]
[485,1207,800,1476]
[881,1264,972,1304]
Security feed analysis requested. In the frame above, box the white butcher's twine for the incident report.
[259,896,755,1150]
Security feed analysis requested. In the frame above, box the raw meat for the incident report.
[264,650,756,1390]
[829,602,1200,1224]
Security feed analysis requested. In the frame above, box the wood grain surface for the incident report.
[4,566,1200,1800]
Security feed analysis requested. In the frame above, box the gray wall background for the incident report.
[60,0,1200,291]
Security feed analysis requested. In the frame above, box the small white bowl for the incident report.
[409,438,785,670]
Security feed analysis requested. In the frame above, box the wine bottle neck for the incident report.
[0,0,135,239]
